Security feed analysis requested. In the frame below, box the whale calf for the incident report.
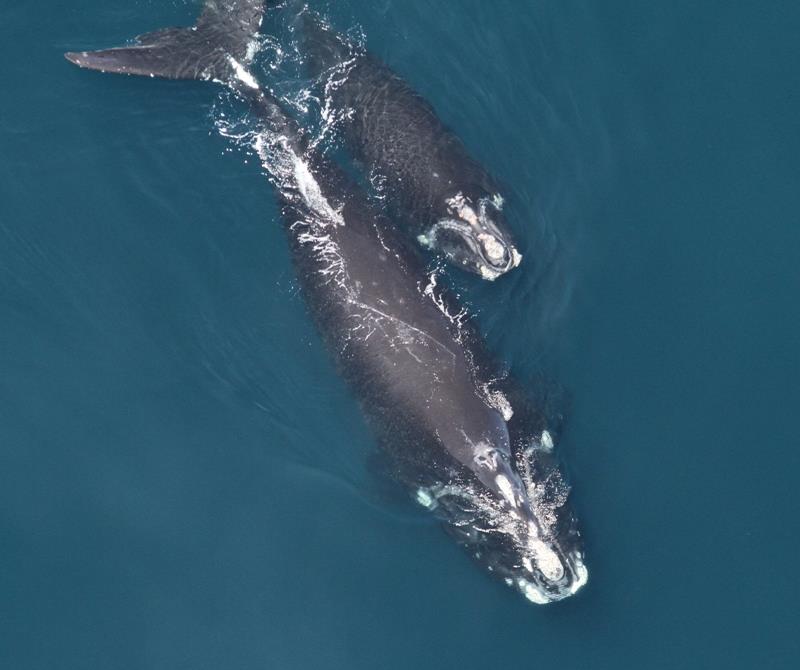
[65,0,586,603]
[289,8,522,280]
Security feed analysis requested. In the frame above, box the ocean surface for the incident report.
[1,1,799,668]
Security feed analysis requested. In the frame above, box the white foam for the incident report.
[569,558,590,595]
[416,232,434,249]
[291,154,345,227]
[227,56,259,89]
[482,386,513,421]
[422,271,468,330]
[245,39,259,62]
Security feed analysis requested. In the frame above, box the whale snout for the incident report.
[476,511,588,604]
[493,500,587,604]
[418,193,521,279]
[420,468,587,604]
[513,536,588,604]
[419,219,522,280]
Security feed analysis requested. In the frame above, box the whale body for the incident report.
[64,0,586,603]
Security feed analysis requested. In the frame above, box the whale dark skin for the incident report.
[289,8,523,280]
[64,0,586,603]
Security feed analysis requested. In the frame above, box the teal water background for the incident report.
[2,1,799,668]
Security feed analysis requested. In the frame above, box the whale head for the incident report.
[418,193,522,280]
[416,432,587,604]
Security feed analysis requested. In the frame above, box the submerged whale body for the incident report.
[64,0,586,603]
[291,9,523,280]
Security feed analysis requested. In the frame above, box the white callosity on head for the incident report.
[517,547,586,604]
[527,537,565,582]
[446,192,523,272]
[440,196,506,275]
[478,233,506,263]
[472,440,501,472]
[518,553,589,604]
[446,192,480,227]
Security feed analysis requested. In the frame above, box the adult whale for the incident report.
[288,7,523,280]
[64,0,586,603]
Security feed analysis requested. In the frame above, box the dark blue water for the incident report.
[2,1,799,668]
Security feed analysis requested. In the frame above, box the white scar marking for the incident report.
[446,192,478,226]
[350,301,457,368]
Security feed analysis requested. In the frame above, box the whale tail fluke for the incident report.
[64,1,265,82]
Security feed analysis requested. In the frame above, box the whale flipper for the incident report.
[64,0,264,81]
